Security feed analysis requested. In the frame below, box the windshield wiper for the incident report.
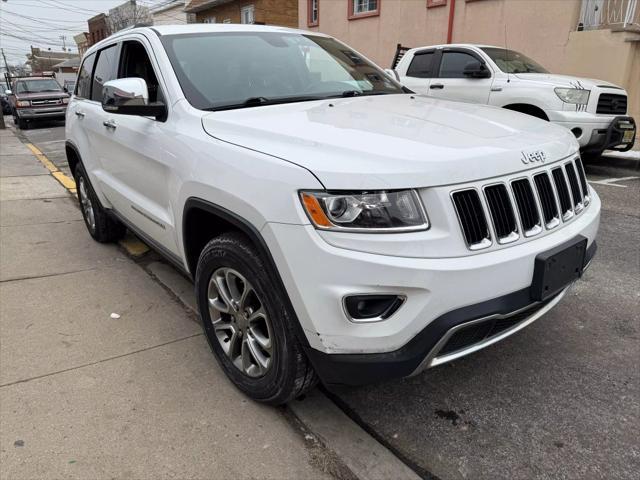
[339,90,391,97]
[205,95,329,111]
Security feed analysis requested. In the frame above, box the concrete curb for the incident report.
[289,391,422,480]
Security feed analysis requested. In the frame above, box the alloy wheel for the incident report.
[78,176,96,232]
[207,267,274,377]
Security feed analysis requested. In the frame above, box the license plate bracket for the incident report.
[530,236,587,301]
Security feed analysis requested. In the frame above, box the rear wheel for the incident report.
[195,232,317,404]
[74,163,126,242]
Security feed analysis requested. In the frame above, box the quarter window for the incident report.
[406,52,435,78]
[76,53,96,98]
[91,44,119,102]
[439,51,481,79]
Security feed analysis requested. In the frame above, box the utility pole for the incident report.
[59,35,67,51]
[0,48,6,129]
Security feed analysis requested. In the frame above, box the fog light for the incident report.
[571,127,582,139]
[343,294,405,322]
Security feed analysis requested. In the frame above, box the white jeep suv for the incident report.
[391,44,636,158]
[66,25,600,404]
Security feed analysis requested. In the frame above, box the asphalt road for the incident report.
[11,118,640,480]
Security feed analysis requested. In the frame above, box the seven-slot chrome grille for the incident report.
[452,157,590,250]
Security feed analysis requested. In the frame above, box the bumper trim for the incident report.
[412,287,568,374]
[306,240,597,387]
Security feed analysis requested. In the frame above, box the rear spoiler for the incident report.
[391,43,412,69]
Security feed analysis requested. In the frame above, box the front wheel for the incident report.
[195,233,317,404]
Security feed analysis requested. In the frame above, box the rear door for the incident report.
[427,48,494,104]
[398,49,437,95]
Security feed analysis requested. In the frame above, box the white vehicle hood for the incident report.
[513,73,622,90]
[202,94,578,189]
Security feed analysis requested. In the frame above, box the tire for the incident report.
[195,232,317,405]
[74,163,126,243]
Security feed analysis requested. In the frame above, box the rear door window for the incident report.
[406,52,435,78]
[91,44,119,102]
[76,53,96,98]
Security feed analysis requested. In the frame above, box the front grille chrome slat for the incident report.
[533,173,560,229]
[451,189,492,250]
[483,184,519,244]
[451,156,590,251]
[511,179,542,237]
[565,162,584,214]
[551,167,574,221]
[574,157,590,206]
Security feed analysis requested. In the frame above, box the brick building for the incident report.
[185,0,297,27]
[88,13,110,46]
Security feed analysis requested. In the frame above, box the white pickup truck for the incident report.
[390,44,636,159]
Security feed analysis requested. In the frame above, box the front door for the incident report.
[88,37,178,256]
[427,49,494,104]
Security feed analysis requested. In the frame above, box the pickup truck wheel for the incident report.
[196,233,318,405]
[74,163,126,243]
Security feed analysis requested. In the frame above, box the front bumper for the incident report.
[583,116,636,154]
[548,110,635,151]
[263,188,600,385]
[306,241,595,386]
[16,106,67,120]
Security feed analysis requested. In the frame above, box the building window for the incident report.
[427,0,447,7]
[203,16,216,23]
[308,0,319,27]
[241,5,255,24]
[348,0,379,20]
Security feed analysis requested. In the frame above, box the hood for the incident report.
[202,94,578,189]
[513,73,623,90]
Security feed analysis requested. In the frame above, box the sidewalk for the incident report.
[0,127,333,479]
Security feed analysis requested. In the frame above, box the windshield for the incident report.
[16,79,63,94]
[481,48,549,74]
[161,32,404,111]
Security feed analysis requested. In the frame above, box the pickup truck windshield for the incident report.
[161,32,404,111]
[480,47,549,74]
[15,79,63,94]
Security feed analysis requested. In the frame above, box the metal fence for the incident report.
[578,0,639,30]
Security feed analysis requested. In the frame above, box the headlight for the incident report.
[16,100,30,107]
[300,190,429,232]
[62,97,69,104]
[554,88,590,105]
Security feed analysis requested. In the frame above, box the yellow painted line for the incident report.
[27,141,149,256]
[119,236,150,257]
[25,142,76,192]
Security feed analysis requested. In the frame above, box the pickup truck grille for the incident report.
[30,98,64,106]
[452,157,590,250]
[596,93,627,115]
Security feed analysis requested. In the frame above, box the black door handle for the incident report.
[430,84,444,90]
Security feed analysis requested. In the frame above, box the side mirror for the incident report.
[463,61,491,79]
[63,86,68,93]
[5,89,12,95]
[384,68,400,82]
[102,78,166,119]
